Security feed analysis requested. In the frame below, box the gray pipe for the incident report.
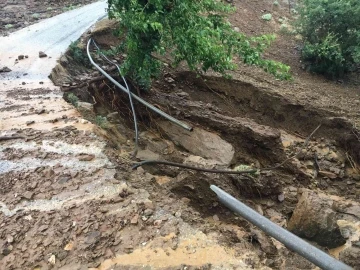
[210,185,353,270]
[86,39,193,131]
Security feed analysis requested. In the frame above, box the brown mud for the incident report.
[1,0,360,269]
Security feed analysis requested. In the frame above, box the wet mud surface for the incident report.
[1,0,360,269]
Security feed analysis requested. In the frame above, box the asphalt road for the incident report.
[0,0,107,82]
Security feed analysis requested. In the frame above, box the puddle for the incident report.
[94,231,254,270]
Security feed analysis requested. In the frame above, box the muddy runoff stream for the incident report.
[42,19,360,270]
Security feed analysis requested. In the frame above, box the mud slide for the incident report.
[46,18,360,270]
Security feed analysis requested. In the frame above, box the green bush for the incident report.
[107,0,290,89]
[68,41,90,67]
[297,0,360,78]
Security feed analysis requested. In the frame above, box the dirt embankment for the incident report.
[43,15,360,269]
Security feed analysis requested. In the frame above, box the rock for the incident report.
[165,77,175,83]
[64,241,74,251]
[213,215,220,221]
[277,193,285,202]
[318,170,337,179]
[136,149,160,160]
[22,191,34,200]
[39,51,47,58]
[176,91,189,98]
[48,254,56,265]
[106,112,120,123]
[131,214,139,224]
[0,66,12,73]
[143,209,153,216]
[158,121,235,165]
[339,246,360,269]
[38,225,48,232]
[58,175,71,184]
[85,231,101,245]
[250,228,277,254]
[6,235,14,243]
[25,120,35,125]
[18,55,24,60]
[43,168,55,178]
[288,189,354,248]
[154,220,162,227]
[77,102,95,119]
[36,109,45,114]
[77,154,95,161]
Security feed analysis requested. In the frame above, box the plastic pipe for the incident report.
[86,38,193,131]
[210,185,353,270]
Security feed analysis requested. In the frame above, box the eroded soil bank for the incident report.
[40,18,360,269]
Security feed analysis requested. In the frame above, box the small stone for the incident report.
[77,154,95,161]
[25,55,28,58]
[131,214,139,224]
[25,120,34,126]
[39,51,47,58]
[319,170,337,179]
[143,209,154,216]
[39,81,44,84]
[22,82,26,85]
[39,225,49,232]
[213,215,220,221]
[278,193,285,202]
[0,66,12,73]
[177,91,189,98]
[48,254,56,265]
[36,109,45,114]
[22,191,34,200]
[7,235,14,243]
[329,166,341,175]
[154,220,162,227]
[49,118,58,123]
[165,77,175,83]
[43,168,55,178]
[174,211,182,218]
[18,55,24,60]
[64,241,74,251]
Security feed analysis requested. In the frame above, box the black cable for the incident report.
[91,39,139,157]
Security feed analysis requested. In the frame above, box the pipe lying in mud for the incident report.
[210,185,353,270]
[86,38,193,131]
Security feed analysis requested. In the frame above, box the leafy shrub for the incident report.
[261,14,272,21]
[95,115,108,128]
[68,41,90,67]
[66,93,79,107]
[297,0,360,78]
[107,0,291,89]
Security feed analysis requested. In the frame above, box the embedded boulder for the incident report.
[158,121,235,165]
[288,189,360,248]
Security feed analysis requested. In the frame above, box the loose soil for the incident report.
[0,0,98,36]
[1,0,360,270]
